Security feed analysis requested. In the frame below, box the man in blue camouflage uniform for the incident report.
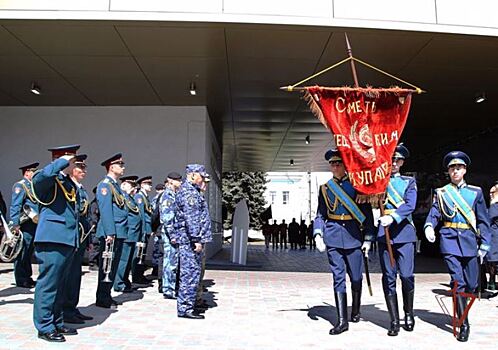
[196,173,213,308]
[173,164,209,319]
[132,176,153,284]
[159,172,182,299]
[362,144,417,336]
[152,183,165,292]
[424,151,491,342]
[313,149,374,335]
[9,161,39,288]
[114,175,142,293]
[62,154,94,324]
[32,145,81,342]
[95,153,128,308]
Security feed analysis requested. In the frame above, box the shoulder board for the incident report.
[467,185,481,190]
[400,175,414,180]
[102,178,110,184]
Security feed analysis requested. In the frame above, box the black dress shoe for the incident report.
[178,311,205,319]
[17,281,35,288]
[76,312,93,321]
[56,326,78,335]
[163,294,176,300]
[38,330,65,342]
[64,315,85,324]
[95,301,112,309]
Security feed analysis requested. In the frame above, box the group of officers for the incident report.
[262,219,315,250]
[312,144,496,342]
[4,144,212,342]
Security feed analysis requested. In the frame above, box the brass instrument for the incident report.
[135,241,146,265]
[0,212,24,263]
[101,238,115,282]
[79,223,95,245]
[19,204,39,225]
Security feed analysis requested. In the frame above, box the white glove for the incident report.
[361,241,372,258]
[425,226,436,243]
[379,215,394,227]
[315,235,326,253]
[478,249,487,263]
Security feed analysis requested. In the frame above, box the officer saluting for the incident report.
[62,154,94,324]
[32,145,81,342]
[313,149,374,335]
[363,144,417,336]
[114,175,141,293]
[424,151,491,342]
[10,161,39,288]
[95,153,128,308]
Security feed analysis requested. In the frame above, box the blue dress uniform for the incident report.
[424,151,491,342]
[173,164,209,319]
[32,145,81,342]
[62,155,94,323]
[313,150,374,335]
[114,176,142,292]
[132,178,153,284]
[95,154,128,308]
[160,186,178,298]
[9,162,39,288]
[367,144,417,336]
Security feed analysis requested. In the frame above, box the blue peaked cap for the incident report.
[443,151,471,168]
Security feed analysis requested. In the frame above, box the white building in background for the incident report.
[264,172,332,225]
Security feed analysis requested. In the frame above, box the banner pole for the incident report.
[345,33,360,88]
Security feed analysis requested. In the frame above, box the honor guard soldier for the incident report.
[132,176,153,284]
[10,161,39,288]
[159,172,182,299]
[95,153,128,308]
[63,154,94,324]
[173,164,209,319]
[362,144,417,336]
[424,151,491,342]
[31,145,81,342]
[313,149,374,335]
[114,175,141,293]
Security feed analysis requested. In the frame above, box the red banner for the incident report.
[305,87,412,198]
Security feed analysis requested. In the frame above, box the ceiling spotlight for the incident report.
[305,134,310,145]
[30,82,41,95]
[189,82,196,96]
[475,91,486,103]
[290,159,294,166]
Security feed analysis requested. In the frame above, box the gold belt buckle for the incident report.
[341,213,344,220]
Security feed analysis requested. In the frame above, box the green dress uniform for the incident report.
[32,145,80,341]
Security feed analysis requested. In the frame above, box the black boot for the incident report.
[456,296,470,342]
[402,289,415,331]
[385,294,400,336]
[329,292,349,335]
[351,289,361,323]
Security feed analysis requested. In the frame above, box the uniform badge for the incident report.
[137,198,143,204]
[101,187,108,196]
[166,199,173,207]
[187,196,196,206]
[14,186,21,194]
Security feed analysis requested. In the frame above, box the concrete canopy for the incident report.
[0,20,497,174]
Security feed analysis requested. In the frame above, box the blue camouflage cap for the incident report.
[185,164,209,177]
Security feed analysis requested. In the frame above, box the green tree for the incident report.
[222,172,268,230]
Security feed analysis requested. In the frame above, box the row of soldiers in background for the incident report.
[261,219,316,250]
[312,145,497,343]
[2,145,212,343]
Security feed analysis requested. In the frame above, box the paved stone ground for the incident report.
[0,243,497,349]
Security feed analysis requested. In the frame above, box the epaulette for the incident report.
[467,184,481,190]
[400,175,414,180]
[102,178,110,184]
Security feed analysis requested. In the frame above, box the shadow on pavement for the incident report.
[0,268,14,275]
[197,279,218,314]
[0,297,34,306]
[0,286,34,298]
[73,290,145,329]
